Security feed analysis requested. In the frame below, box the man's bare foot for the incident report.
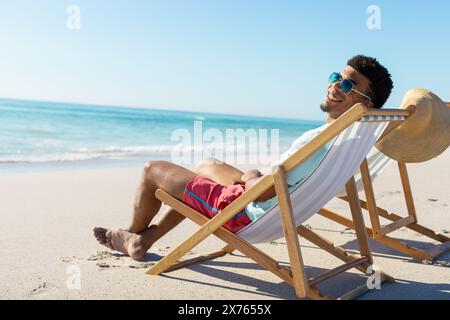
[93,227,113,249]
[105,229,150,261]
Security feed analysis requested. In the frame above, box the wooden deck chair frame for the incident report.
[319,102,450,261]
[145,104,412,300]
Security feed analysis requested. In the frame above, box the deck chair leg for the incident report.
[360,159,383,237]
[353,198,450,244]
[356,161,449,260]
[273,166,309,298]
[376,235,437,261]
[297,226,394,282]
[397,162,418,223]
[319,206,443,261]
[298,225,370,274]
[376,208,450,243]
[345,176,373,264]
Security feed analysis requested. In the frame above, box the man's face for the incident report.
[321,65,373,119]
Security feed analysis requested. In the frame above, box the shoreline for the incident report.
[0,153,278,175]
[0,157,153,174]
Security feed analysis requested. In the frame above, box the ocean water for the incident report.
[0,98,324,171]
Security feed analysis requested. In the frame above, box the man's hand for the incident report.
[243,169,276,202]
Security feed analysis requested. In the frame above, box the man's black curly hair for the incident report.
[347,55,393,109]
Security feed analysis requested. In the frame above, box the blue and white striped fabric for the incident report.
[336,147,394,197]
[237,121,389,244]
[359,115,405,122]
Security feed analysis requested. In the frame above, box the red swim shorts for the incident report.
[182,176,252,233]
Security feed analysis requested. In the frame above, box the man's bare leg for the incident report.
[126,158,246,253]
[134,158,245,237]
[93,160,195,260]
[194,158,245,186]
[93,158,247,260]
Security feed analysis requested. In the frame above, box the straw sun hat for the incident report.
[375,88,450,163]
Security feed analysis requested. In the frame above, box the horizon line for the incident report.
[0,96,325,124]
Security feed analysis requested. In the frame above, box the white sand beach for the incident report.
[0,151,449,300]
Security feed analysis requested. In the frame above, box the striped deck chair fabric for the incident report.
[237,118,394,243]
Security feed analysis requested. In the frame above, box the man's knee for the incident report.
[143,160,169,178]
[194,158,222,174]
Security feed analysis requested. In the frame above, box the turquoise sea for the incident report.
[0,98,324,172]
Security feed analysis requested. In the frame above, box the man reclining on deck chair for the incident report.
[93,55,394,261]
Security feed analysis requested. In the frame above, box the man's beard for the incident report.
[320,102,329,113]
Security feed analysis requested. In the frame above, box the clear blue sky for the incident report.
[0,0,449,120]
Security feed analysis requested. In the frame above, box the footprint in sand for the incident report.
[60,256,78,263]
[91,250,161,270]
[60,251,116,263]
[29,282,49,295]
[128,262,155,269]
[380,191,401,198]
[89,251,127,269]
[61,250,167,270]
[86,251,115,261]
[96,262,121,269]
[60,251,124,269]
[96,259,155,270]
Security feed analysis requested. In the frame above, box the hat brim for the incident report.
[375,89,450,163]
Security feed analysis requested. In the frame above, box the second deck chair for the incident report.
[146,103,413,300]
[319,105,450,261]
